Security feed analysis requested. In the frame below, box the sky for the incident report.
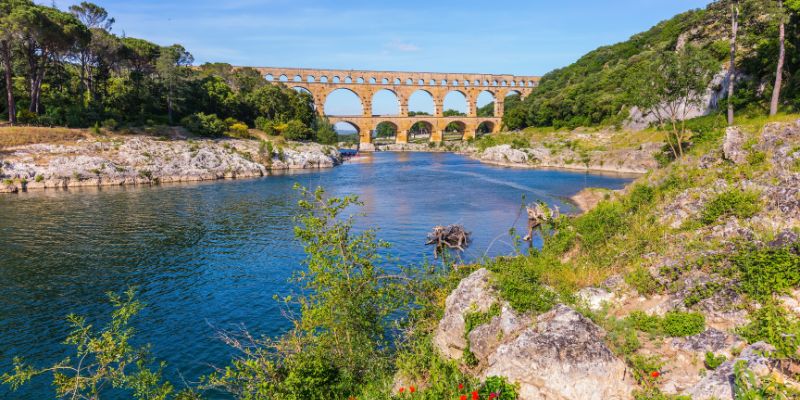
[50,0,713,119]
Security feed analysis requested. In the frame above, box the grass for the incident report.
[0,126,89,149]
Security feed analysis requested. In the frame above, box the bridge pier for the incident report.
[431,130,443,143]
[396,130,409,144]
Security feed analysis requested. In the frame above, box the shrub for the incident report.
[736,245,800,302]
[16,109,37,124]
[228,123,250,139]
[627,184,656,212]
[574,201,627,248]
[661,311,705,337]
[626,311,662,335]
[34,175,44,183]
[738,302,800,358]
[180,112,227,137]
[699,189,761,225]
[704,352,726,370]
[478,376,518,400]
[282,120,312,141]
[625,266,661,296]
[102,118,119,131]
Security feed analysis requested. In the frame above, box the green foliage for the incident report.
[488,256,558,314]
[626,311,663,335]
[314,117,338,145]
[736,245,800,302]
[478,376,518,400]
[738,301,800,358]
[207,186,412,398]
[180,112,227,137]
[0,288,194,399]
[704,352,726,370]
[733,359,800,399]
[574,201,627,249]
[625,267,661,297]
[627,184,656,212]
[699,189,762,225]
[661,311,705,337]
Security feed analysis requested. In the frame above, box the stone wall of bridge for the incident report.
[241,66,539,144]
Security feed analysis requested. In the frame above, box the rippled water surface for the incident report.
[0,152,633,398]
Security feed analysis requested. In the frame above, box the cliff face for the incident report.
[0,136,341,193]
[431,120,800,399]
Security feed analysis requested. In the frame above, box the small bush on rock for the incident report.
[181,112,227,137]
[699,189,761,225]
[661,311,705,337]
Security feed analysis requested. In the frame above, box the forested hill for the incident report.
[504,0,800,130]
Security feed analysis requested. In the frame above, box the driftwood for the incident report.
[425,224,471,259]
[523,202,560,242]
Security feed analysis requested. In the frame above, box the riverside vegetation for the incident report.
[4,1,800,400]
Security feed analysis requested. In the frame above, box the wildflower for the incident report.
[460,396,467,400]
[399,387,405,394]
[650,371,660,378]
[409,386,415,393]
[472,391,479,400]
[489,393,497,399]
[458,383,464,391]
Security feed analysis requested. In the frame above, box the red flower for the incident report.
[460,396,467,400]
[409,386,415,393]
[399,387,405,394]
[489,393,498,399]
[458,383,464,391]
[472,391,479,400]
[650,371,660,378]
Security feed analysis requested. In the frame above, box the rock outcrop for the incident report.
[0,136,341,193]
[434,269,632,400]
[687,342,776,400]
[484,305,633,400]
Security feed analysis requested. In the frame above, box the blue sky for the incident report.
[51,0,713,118]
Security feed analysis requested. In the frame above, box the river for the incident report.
[0,152,633,398]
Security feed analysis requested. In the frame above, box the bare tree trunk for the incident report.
[1,40,16,124]
[770,0,785,116]
[727,0,739,126]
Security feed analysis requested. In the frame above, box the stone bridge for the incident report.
[249,66,540,145]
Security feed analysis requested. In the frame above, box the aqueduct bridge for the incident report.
[250,67,540,144]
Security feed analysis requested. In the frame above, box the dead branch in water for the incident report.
[425,224,471,259]
[523,202,560,242]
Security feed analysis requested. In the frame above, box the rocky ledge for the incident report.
[476,143,661,174]
[0,136,341,193]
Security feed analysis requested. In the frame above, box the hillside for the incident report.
[504,0,799,130]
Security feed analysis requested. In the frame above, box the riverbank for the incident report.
[0,129,341,193]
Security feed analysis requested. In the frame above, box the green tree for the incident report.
[625,47,717,158]
[0,0,33,124]
[314,116,338,144]
[207,186,412,398]
[156,44,193,124]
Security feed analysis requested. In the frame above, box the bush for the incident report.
[662,311,705,337]
[282,120,312,141]
[16,109,37,124]
[626,311,662,334]
[736,245,800,302]
[699,189,761,225]
[102,118,119,131]
[738,302,800,358]
[704,352,726,370]
[627,184,656,212]
[228,123,250,139]
[181,112,227,137]
[625,267,661,297]
[574,201,627,248]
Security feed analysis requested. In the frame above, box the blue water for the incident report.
[0,152,633,398]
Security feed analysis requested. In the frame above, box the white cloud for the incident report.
[386,40,420,52]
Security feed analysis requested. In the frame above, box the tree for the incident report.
[314,116,338,144]
[442,108,465,117]
[625,47,717,158]
[728,0,740,125]
[155,44,193,124]
[69,2,115,99]
[0,0,33,124]
[771,0,800,115]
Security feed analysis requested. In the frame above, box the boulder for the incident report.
[576,286,615,311]
[722,127,748,165]
[483,305,633,400]
[433,268,497,359]
[467,304,530,363]
[481,145,528,164]
[686,342,776,400]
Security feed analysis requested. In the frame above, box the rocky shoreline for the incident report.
[474,143,661,174]
[0,136,341,193]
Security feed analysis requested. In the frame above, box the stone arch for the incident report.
[409,120,434,142]
[324,88,363,116]
[443,120,467,141]
[477,121,495,136]
[406,78,413,85]
[292,86,311,95]
[333,121,361,142]
[428,79,436,85]
[381,78,389,84]
[293,75,302,82]
[320,76,328,83]
[393,78,401,85]
[332,76,341,83]
[372,121,398,144]
[344,76,353,83]
[279,74,289,82]
[443,90,468,116]
[408,89,435,116]
[372,89,400,116]
[370,77,377,84]
[265,73,274,81]
[357,77,365,84]
[476,90,496,117]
